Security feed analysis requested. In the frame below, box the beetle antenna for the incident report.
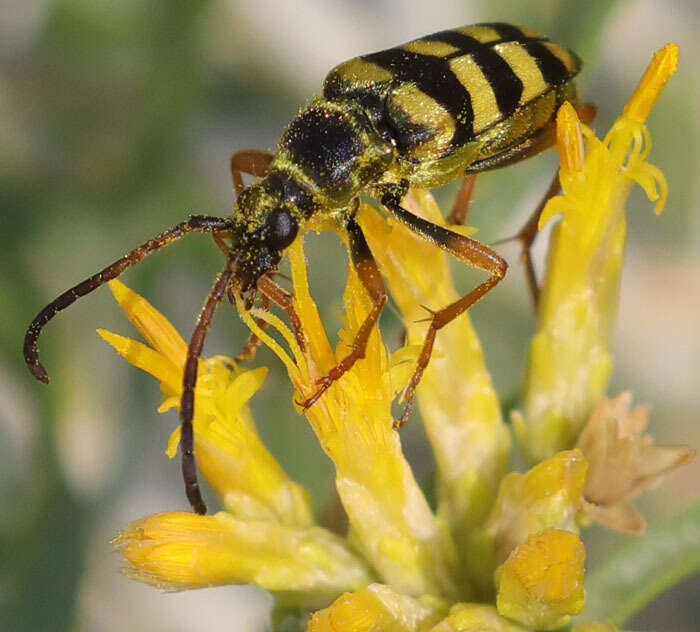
[180,254,236,515]
[23,215,234,384]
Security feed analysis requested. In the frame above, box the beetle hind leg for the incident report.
[471,102,597,306]
[505,172,561,306]
[447,174,478,226]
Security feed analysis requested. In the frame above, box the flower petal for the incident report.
[577,394,695,533]
[97,329,181,394]
[359,191,509,564]
[108,279,186,366]
[242,232,464,601]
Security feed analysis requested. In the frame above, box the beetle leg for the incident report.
[213,230,232,255]
[382,196,507,427]
[256,273,307,354]
[181,255,236,515]
[510,172,561,306]
[225,143,282,363]
[468,103,597,305]
[509,103,596,306]
[447,174,478,226]
[465,103,597,173]
[298,217,386,409]
[230,149,274,196]
[233,291,270,362]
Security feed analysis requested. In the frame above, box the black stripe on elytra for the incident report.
[426,30,524,118]
[423,25,550,61]
[521,40,573,86]
[363,48,475,144]
[423,29,483,55]
[487,23,533,42]
[470,47,523,117]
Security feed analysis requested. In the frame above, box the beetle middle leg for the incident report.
[382,195,507,427]
[446,170,555,306]
[256,273,307,354]
[298,217,386,409]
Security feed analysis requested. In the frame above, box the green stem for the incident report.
[583,499,700,625]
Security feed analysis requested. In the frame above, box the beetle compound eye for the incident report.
[266,206,298,250]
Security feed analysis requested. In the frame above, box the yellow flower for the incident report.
[101,42,687,632]
[103,280,373,598]
[100,279,312,527]
[514,44,679,464]
[465,450,587,597]
[496,529,586,630]
[114,511,371,602]
[239,236,464,601]
[577,393,695,534]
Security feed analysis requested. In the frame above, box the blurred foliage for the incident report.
[1,1,698,631]
[584,498,700,626]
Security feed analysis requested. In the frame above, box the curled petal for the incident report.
[108,279,186,366]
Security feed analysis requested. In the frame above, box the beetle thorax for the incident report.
[272,97,395,209]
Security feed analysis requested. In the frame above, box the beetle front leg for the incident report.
[230,149,274,196]
[298,217,386,409]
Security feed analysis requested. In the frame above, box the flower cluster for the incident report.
[105,45,692,631]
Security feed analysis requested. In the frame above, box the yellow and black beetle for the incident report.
[24,23,594,514]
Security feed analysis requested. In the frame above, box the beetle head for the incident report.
[231,174,308,295]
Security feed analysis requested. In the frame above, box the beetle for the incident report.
[24,23,594,515]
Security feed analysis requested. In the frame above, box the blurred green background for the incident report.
[2,0,699,630]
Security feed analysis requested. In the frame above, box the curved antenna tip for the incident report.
[27,360,49,384]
